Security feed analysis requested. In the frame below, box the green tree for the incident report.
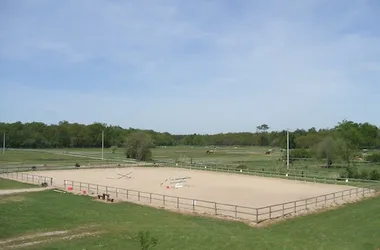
[335,120,362,166]
[256,124,270,146]
[124,131,154,161]
[313,137,338,167]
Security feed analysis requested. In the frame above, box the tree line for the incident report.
[0,120,379,149]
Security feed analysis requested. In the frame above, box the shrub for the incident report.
[134,231,158,250]
[359,169,369,180]
[369,169,380,180]
[342,166,360,179]
[285,149,312,161]
[75,163,80,168]
[365,152,380,163]
[236,164,247,170]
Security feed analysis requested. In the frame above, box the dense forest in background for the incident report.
[0,120,379,150]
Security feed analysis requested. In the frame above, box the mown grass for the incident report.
[0,150,117,170]
[2,147,379,179]
[0,190,379,250]
[0,178,36,189]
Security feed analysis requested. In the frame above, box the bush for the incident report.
[288,149,312,160]
[134,231,158,250]
[369,169,380,180]
[124,131,154,161]
[343,166,360,179]
[365,152,380,163]
[75,163,80,168]
[236,164,247,170]
[359,169,369,179]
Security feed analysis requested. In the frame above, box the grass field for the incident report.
[0,178,36,190]
[1,146,379,178]
[0,190,379,249]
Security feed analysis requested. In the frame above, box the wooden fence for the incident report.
[255,186,376,222]
[63,179,256,221]
[157,163,380,186]
[2,160,379,187]
[63,179,377,223]
[0,171,53,186]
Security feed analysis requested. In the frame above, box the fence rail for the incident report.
[0,172,53,186]
[63,179,377,223]
[63,179,257,221]
[0,162,150,173]
[152,163,380,186]
[1,163,379,223]
[2,160,379,187]
[256,186,375,222]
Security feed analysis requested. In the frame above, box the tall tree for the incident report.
[124,131,154,161]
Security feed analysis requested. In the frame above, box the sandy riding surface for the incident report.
[22,167,370,222]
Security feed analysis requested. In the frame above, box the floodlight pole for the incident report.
[2,133,5,154]
[286,130,290,170]
[101,130,104,159]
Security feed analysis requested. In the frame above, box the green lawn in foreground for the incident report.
[0,178,36,189]
[0,191,379,250]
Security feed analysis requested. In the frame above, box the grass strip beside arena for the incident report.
[0,190,380,249]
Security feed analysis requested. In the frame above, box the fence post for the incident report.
[214,203,217,215]
[349,189,351,198]
[163,195,165,206]
[106,186,108,194]
[127,190,129,199]
[234,206,237,218]
[294,201,296,213]
[149,193,152,203]
[79,182,82,191]
[333,193,335,202]
[177,197,179,209]
[138,191,140,201]
[64,180,67,189]
[116,188,118,198]
[269,206,272,219]
[282,204,284,217]
[305,199,308,210]
[255,209,258,222]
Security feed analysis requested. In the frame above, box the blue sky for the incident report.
[1,0,379,134]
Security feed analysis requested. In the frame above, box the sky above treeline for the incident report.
[1,0,379,134]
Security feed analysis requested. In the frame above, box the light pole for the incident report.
[2,133,5,154]
[286,129,290,170]
[101,130,104,159]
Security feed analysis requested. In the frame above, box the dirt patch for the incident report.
[0,225,102,249]
[0,195,25,204]
[0,187,54,196]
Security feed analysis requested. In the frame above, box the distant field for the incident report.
[0,190,379,249]
[1,146,379,178]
